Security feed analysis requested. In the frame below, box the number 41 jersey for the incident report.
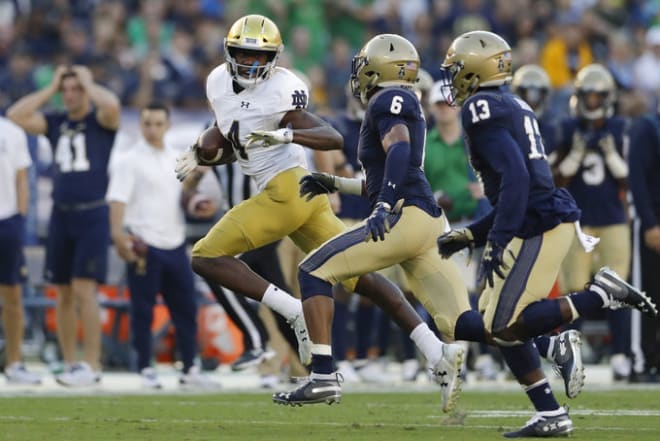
[206,64,309,191]
[45,111,116,205]
[461,88,580,245]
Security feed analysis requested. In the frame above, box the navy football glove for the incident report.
[365,199,404,242]
[477,241,512,289]
[299,173,338,201]
[437,228,474,259]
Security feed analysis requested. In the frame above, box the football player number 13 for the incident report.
[469,100,546,160]
[55,132,90,172]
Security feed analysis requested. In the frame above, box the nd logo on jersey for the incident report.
[291,90,307,109]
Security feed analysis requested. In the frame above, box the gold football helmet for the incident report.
[511,64,551,115]
[350,34,420,104]
[440,31,512,105]
[571,64,616,120]
[224,14,283,88]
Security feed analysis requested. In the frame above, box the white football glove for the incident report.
[245,126,293,149]
[175,146,198,182]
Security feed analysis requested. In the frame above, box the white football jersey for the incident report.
[206,64,309,191]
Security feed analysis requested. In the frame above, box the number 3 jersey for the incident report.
[555,116,628,226]
[206,64,309,191]
[461,88,580,246]
[45,111,116,205]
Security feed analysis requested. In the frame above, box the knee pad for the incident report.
[298,270,333,301]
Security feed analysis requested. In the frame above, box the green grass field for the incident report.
[1,390,659,440]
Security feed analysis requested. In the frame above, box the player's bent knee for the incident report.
[491,326,526,346]
[298,270,333,300]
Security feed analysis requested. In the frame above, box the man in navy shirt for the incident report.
[8,65,120,386]
[437,31,656,438]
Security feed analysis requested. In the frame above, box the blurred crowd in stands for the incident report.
[1,0,659,117]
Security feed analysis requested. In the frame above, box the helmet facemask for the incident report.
[225,46,280,88]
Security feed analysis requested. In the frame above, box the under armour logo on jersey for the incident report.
[387,181,396,189]
[291,90,307,109]
[241,101,250,109]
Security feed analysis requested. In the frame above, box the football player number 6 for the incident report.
[390,95,403,114]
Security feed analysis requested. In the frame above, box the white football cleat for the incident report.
[4,362,41,385]
[288,314,312,366]
[179,366,221,389]
[430,343,464,413]
[55,362,100,387]
[140,367,163,390]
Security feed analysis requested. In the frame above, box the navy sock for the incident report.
[526,380,560,412]
[500,340,541,378]
[521,299,563,337]
[312,354,334,375]
[608,308,631,354]
[355,303,375,359]
[569,290,604,316]
[332,301,349,361]
[454,309,486,342]
[534,335,551,360]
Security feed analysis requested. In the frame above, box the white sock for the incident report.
[546,336,556,360]
[589,285,610,307]
[566,296,580,321]
[538,407,566,417]
[311,344,332,356]
[261,284,302,321]
[410,323,443,366]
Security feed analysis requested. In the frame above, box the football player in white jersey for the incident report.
[175,15,461,405]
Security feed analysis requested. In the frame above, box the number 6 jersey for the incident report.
[206,64,309,191]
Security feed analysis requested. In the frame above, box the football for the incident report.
[197,126,235,164]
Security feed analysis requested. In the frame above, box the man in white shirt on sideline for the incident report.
[0,116,41,384]
[106,102,218,389]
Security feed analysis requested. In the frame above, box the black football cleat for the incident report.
[272,372,342,406]
[551,330,585,399]
[503,409,573,438]
[591,267,658,316]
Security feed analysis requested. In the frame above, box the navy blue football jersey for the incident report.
[462,88,580,246]
[327,113,372,220]
[555,116,628,226]
[358,87,440,216]
[538,110,560,155]
[45,111,116,205]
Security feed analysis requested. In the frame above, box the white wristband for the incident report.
[335,177,363,195]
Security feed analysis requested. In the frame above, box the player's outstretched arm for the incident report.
[279,109,343,151]
[299,172,364,201]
